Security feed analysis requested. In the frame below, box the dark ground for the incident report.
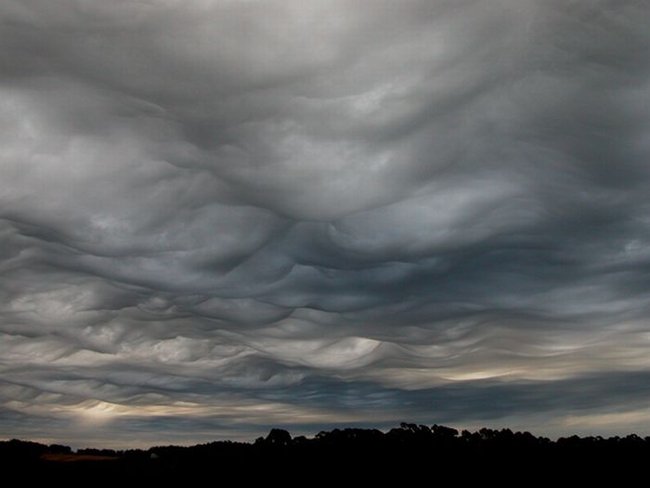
[1,423,647,482]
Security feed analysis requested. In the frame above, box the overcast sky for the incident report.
[1,0,650,448]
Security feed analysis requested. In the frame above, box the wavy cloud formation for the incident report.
[2,0,650,446]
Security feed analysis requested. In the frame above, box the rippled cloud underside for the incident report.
[2,0,650,447]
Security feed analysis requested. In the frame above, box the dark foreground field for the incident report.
[2,424,648,481]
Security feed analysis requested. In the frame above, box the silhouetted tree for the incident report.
[265,428,292,446]
[48,444,72,454]
[431,424,458,439]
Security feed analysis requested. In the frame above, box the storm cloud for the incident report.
[2,0,650,447]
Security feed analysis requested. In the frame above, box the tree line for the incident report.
[2,423,648,481]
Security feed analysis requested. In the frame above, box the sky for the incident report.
[1,0,650,448]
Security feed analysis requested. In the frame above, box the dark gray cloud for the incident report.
[1,0,650,447]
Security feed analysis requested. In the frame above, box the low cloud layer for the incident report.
[2,0,650,447]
